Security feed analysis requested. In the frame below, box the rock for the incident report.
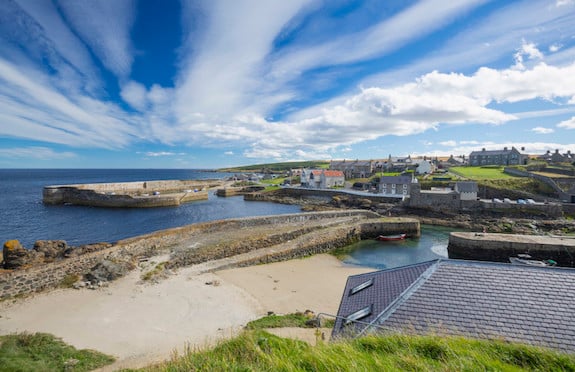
[3,240,29,269]
[33,240,68,260]
[84,259,132,284]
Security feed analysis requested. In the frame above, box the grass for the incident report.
[131,330,575,371]
[450,166,516,180]
[245,312,335,330]
[0,332,115,372]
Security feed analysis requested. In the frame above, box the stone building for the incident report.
[300,169,345,189]
[469,147,528,166]
[379,175,414,198]
[330,159,378,179]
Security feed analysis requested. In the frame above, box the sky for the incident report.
[1,0,575,169]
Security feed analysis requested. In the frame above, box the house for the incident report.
[330,160,377,179]
[333,259,575,353]
[300,169,344,189]
[454,181,478,200]
[412,159,435,175]
[320,170,345,188]
[469,147,528,166]
[379,174,414,197]
[539,149,574,164]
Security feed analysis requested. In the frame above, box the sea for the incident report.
[0,169,450,269]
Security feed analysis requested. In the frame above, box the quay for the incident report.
[448,232,575,267]
[42,179,223,208]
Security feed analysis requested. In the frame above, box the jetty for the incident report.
[448,232,575,267]
[42,179,223,208]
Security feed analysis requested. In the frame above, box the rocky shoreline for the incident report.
[249,189,575,236]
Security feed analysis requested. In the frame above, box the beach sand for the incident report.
[0,254,373,370]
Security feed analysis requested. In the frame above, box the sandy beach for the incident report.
[0,254,373,370]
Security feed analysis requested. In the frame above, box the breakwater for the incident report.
[43,180,220,207]
[0,211,420,299]
[447,232,575,266]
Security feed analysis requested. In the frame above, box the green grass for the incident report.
[245,313,334,330]
[0,332,115,372]
[450,166,516,180]
[220,161,330,173]
[132,330,575,371]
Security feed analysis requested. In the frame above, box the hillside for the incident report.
[219,160,329,173]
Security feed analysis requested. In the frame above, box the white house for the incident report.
[413,159,435,175]
[320,170,345,188]
[379,175,415,197]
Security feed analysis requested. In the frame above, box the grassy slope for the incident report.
[219,161,330,173]
[449,166,515,180]
[135,330,575,371]
[0,333,115,372]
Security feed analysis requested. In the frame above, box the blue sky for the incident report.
[1,0,575,169]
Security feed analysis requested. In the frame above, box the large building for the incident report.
[333,259,575,353]
[469,147,528,166]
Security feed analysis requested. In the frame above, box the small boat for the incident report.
[376,233,407,241]
[509,254,557,267]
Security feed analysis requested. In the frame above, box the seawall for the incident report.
[43,180,219,207]
[447,232,575,266]
[0,211,419,299]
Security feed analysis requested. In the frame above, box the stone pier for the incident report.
[448,232,575,266]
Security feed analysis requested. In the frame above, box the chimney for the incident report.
[482,148,486,151]
[504,147,508,151]
[521,147,525,151]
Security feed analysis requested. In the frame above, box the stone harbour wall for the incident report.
[447,232,575,266]
[1,210,409,299]
[43,180,217,207]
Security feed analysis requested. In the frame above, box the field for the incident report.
[449,166,516,180]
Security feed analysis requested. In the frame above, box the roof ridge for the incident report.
[358,260,440,337]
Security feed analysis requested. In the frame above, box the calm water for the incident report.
[0,169,302,247]
[341,225,452,269]
[0,169,454,268]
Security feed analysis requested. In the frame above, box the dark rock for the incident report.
[3,240,29,269]
[33,240,68,260]
[84,259,133,284]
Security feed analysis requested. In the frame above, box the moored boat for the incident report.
[376,233,407,241]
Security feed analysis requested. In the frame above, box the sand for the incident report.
[0,254,373,370]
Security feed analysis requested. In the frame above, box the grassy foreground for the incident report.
[133,330,575,371]
[0,332,115,372]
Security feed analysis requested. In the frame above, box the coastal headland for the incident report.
[42,179,224,207]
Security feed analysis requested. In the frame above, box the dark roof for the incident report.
[379,175,413,184]
[455,181,478,193]
[333,259,575,353]
[469,147,522,157]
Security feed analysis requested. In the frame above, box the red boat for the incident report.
[376,233,407,241]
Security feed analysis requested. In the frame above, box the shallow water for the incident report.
[341,225,456,269]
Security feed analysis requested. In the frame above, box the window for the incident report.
[349,278,374,295]
[344,304,373,326]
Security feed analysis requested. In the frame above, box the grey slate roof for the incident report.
[455,181,478,193]
[333,259,575,353]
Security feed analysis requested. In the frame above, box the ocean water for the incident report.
[0,169,302,248]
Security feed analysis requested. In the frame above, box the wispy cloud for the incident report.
[0,146,76,159]
[558,116,575,129]
[531,126,555,134]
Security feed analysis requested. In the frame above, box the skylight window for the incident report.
[344,304,373,326]
[349,278,374,295]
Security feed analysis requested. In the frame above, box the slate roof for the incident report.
[333,259,575,353]
[379,175,413,184]
[455,181,478,193]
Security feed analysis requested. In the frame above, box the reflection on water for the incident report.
[341,225,458,270]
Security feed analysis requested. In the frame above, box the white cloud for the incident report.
[531,126,554,134]
[439,140,458,147]
[120,81,148,111]
[0,146,76,159]
[549,44,562,52]
[224,151,234,156]
[142,151,181,157]
[56,0,136,77]
[558,116,575,129]
[556,0,574,6]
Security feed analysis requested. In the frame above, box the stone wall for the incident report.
[43,180,214,207]
[447,232,575,266]
[1,210,404,299]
